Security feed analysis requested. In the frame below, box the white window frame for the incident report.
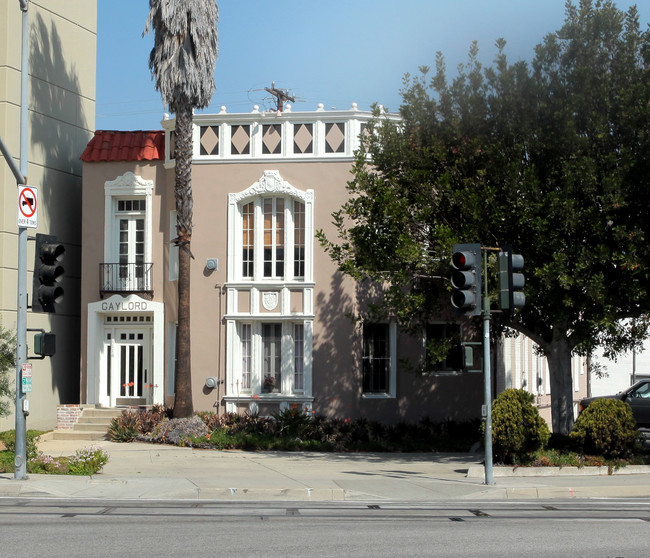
[232,320,310,396]
[104,172,153,266]
[240,323,252,390]
[293,323,305,392]
[227,170,314,283]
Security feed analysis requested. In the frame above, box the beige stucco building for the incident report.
[79,104,588,426]
[80,105,489,423]
[0,1,97,430]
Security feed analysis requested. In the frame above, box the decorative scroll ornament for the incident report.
[229,170,313,204]
[105,171,153,191]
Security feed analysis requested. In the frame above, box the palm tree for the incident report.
[145,0,218,417]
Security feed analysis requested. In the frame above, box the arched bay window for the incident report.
[231,176,311,283]
[225,171,314,408]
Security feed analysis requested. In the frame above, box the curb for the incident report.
[466,464,650,478]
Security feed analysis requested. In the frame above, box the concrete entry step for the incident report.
[77,416,119,425]
[51,430,110,441]
[81,408,124,419]
[72,422,114,432]
[51,406,126,442]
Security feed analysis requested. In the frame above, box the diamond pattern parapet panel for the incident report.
[357,122,371,149]
[359,122,368,140]
[262,124,282,155]
[293,123,313,154]
[200,125,220,156]
[325,122,345,153]
[231,124,251,155]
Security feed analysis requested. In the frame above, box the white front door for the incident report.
[110,328,152,406]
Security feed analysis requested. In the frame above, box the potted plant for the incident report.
[263,375,277,393]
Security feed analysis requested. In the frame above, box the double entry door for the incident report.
[118,216,147,291]
[107,327,152,406]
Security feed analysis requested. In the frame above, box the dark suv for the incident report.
[579,379,650,427]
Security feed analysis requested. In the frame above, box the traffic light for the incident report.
[32,233,65,313]
[498,246,525,313]
[34,332,56,357]
[450,243,482,316]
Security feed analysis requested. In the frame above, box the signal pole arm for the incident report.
[0,134,26,185]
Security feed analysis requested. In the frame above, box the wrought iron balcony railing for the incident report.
[100,262,153,296]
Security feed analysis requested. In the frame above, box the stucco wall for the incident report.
[81,157,485,424]
[0,0,96,431]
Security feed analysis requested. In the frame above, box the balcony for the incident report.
[100,263,153,298]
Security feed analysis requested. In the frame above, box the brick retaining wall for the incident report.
[56,404,83,429]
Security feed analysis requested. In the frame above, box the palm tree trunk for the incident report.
[174,246,193,417]
[173,107,194,418]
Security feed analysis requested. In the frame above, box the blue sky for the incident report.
[96,0,650,131]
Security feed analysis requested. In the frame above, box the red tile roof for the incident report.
[81,130,165,162]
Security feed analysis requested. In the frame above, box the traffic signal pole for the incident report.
[450,244,524,485]
[15,0,30,480]
[482,249,494,485]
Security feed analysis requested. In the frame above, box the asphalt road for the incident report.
[1,498,650,557]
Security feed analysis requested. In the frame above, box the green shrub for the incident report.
[136,404,170,434]
[147,416,209,446]
[217,413,278,436]
[107,411,140,442]
[28,453,68,474]
[0,429,42,460]
[547,432,581,453]
[529,448,582,467]
[197,411,220,430]
[0,327,16,418]
[570,398,639,459]
[102,406,479,453]
[209,429,280,450]
[108,406,172,442]
[490,389,550,464]
[272,405,313,438]
[67,445,109,476]
[209,429,236,449]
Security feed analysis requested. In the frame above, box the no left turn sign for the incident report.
[17,185,38,228]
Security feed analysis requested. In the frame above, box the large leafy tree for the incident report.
[145,0,218,417]
[321,0,650,434]
[0,326,15,418]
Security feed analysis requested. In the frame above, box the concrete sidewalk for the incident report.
[2,436,650,502]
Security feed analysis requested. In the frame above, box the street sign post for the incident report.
[17,184,38,228]
[21,363,32,393]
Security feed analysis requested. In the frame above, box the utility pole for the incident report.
[482,248,494,485]
[264,82,295,113]
[15,0,30,480]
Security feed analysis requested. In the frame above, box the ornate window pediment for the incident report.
[228,170,314,205]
